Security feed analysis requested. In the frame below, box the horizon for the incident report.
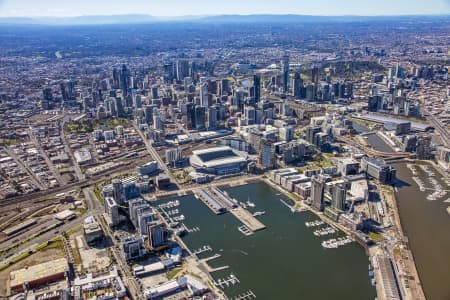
[2,12,450,18]
[0,0,449,18]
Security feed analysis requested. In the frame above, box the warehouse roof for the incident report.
[10,258,67,288]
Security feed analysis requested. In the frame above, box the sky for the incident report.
[0,0,449,17]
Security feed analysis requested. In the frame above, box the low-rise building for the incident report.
[83,216,103,244]
[9,258,68,295]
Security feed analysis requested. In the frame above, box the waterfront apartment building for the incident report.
[360,157,396,184]
[331,184,347,211]
[311,175,325,211]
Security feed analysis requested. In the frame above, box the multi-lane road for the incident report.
[132,122,180,188]
[423,108,450,147]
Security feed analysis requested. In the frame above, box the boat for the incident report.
[246,200,255,208]
[175,228,186,236]
[252,211,266,217]
[371,279,376,286]
[168,222,179,228]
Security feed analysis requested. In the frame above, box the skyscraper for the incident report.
[220,79,230,95]
[112,179,124,205]
[292,72,302,99]
[282,55,290,93]
[120,64,130,96]
[112,67,120,89]
[153,110,163,130]
[163,62,175,83]
[194,106,206,130]
[253,74,261,102]
[184,102,196,130]
[331,184,347,211]
[200,83,209,107]
[311,175,325,211]
[207,106,218,129]
[176,60,190,81]
[311,66,319,85]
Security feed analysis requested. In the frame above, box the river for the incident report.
[393,162,450,300]
[357,119,450,299]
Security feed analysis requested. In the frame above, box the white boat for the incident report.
[252,211,265,217]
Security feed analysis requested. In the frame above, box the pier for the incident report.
[201,253,221,262]
[238,225,253,236]
[214,274,240,288]
[195,187,266,233]
[208,265,230,273]
[182,223,200,233]
[193,245,212,255]
[233,290,257,300]
[195,189,226,214]
[279,198,296,212]
[230,206,266,232]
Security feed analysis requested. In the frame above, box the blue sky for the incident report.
[0,0,449,17]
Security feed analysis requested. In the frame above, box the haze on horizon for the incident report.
[0,0,449,18]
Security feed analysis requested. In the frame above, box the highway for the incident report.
[423,109,450,147]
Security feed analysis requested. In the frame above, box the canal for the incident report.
[159,181,376,299]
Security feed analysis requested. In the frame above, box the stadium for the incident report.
[189,146,247,175]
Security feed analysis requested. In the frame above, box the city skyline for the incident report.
[0,0,449,17]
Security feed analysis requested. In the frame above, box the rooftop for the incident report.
[10,258,68,288]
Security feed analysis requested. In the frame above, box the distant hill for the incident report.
[0,14,448,25]
[0,14,157,25]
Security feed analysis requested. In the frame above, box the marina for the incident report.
[157,181,375,299]
[214,274,240,289]
[232,290,257,300]
[321,236,353,249]
[313,226,337,237]
[193,245,212,255]
[305,220,325,227]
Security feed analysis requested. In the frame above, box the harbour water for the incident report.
[393,162,450,300]
[158,182,376,299]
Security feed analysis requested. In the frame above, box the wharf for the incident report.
[194,190,226,215]
[196,187,266,232]
[230,206,266,232]
[208,265,230,273]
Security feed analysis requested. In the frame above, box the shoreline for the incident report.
[390,163,427,300]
